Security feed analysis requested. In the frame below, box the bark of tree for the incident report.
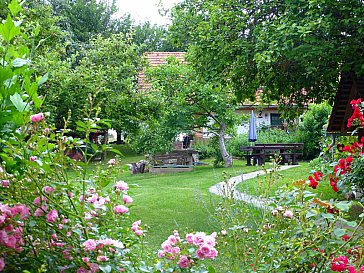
[218,121,233,167]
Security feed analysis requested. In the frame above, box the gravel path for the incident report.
[209,165,300,208]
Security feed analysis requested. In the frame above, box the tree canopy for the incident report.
[133,57,239,166]
[169,0,364,107]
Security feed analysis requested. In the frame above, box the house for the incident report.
[139,52,285,139]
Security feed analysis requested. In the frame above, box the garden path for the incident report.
[209,165,299,208]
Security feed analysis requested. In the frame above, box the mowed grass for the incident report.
[82,145,342,247]
[121,160,259,247]
[237,161,341,200]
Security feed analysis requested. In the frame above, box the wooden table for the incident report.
[240,143,304,166]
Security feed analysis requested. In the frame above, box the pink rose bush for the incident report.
[30,112,44,123]
[0,112,147,272]
[157,230,218,271]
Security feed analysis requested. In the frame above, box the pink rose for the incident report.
[46,209,58,222]
[43,186,55,194]
[135,230,143,236]
[122,195,133,204]
[1,180,9,188]
[82,257,89,263]
[96,256,108,262]
[114,181,128,191]
[132,220,141,226]
[82,239,97,251]
[186,233,195,244]
[108,159,116,166]
[89,263,99,273]
[113,205,129,214]
[30,113,44,122]
[283,210,294,219]
[10,204,30,220]
[77,268,88,273]
[29,156,37,162]
[0,257,5,271]
[177,255,190,268]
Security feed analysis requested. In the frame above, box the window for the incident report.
[270,113,282,127]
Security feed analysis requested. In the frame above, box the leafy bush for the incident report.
[192,140,216,160]
[296,102,332,159]
[212,166,363,272]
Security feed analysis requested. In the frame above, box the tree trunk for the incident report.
[116,131,123,144]
[218,122,233,167]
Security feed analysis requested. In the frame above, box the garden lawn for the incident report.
[237,161,341,200]
[118,160,259,248]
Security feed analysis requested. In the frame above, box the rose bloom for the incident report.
[108,158,116,166]
[177,255,190,268]
[1,180,9,188]
[0,257,5,271]
[114,181,128,191]
[283,210,294,219]
[30,113,44,122]
[46,209,58,222]
[134,229,143,236]
[113,205,129,214]
[122,195,133,204]
[29,156,37,162]
[43,186,55,194]
[82,239,97,251]
[331,255,349,272]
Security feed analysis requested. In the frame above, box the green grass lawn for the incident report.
[79,146,344,248]
[121,160,259,247]
[237,161,341,200]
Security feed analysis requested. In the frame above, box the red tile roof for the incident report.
[138,52,186,92]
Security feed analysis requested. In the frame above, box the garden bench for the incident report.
[240,143,304,166]
[150,149,198,173]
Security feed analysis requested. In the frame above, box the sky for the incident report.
[115,0,182,26]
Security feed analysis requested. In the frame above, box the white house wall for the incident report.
[236,109,281,134]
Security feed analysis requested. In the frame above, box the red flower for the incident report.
[330,255,349,272]
[350,98,362,105]
[308,175,318,189]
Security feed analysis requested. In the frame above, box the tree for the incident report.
[133,57,239,167]
[39,33,144,139]
[48,0,120,43]
[169,0,364,107]
[132,21,182,52]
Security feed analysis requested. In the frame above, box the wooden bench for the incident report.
[240,143,304,166]
[150,150,198,173]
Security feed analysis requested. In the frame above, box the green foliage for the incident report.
[192,140,215,160]
[134,56,239,166]
[213,167,364,272]
[169,0,364,107]
[39,33,143,134]
[0,0,45,141]
[48,0,120,43]
[132,22,181,52]
[296,103,332,159]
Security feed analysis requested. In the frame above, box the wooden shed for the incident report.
[327,72,364,135]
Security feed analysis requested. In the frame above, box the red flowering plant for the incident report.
[308,98,364,199]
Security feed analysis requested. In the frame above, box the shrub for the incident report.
[296,102,332,159]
